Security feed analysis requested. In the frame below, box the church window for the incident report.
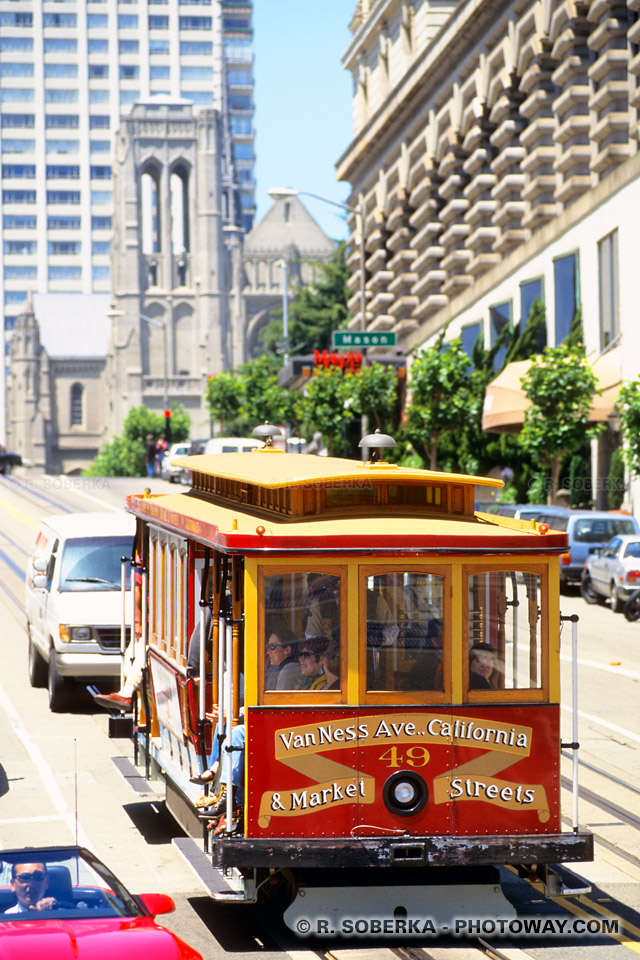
[70,383,83,425]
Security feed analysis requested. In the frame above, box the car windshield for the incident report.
[624,542,640,558]
[574,518,636,543]
[0,847,144,921]
[59,537,134,592]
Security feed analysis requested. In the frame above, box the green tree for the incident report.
[616,377,640,478]
[608,446,626,509]
[299,368,350,456]
[85,435,146,477]
[404,335,475,470]
[287,241,350,354]
[504,298,547,364]
[205,372,244,436]
[519,343,602,503]
[349,363,398,433]
[239,355,300,430]
[85,404,190,477]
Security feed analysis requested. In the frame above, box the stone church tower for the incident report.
[108,100,243,437]
[5,294,50,469]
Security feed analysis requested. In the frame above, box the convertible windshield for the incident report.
[59,537,134,592]
[0,847,143,921]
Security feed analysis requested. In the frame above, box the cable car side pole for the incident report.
[561,613,580,832]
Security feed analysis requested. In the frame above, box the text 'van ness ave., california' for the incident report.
[274,713,532,760]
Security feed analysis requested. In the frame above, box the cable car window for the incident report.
[467,571,542,691]
[365,572,444,692]
[264,571,340,692]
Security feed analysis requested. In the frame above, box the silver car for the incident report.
[581,534,640,611]
[159,441,191,482]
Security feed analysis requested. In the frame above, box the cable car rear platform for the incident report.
[210,831,593,870]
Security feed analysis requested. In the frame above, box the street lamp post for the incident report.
[107,306,169,410]
[275,257,289,365]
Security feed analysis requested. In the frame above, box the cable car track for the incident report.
[562,750,640,798]
[0,474,76,515]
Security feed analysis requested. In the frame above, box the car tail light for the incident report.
[627,570,640,582]
[560,552,571,564]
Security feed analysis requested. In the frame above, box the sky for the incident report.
[252,1,355,241]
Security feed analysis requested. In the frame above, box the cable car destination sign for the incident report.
[332,331,397,349]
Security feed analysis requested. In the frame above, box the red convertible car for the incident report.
[0,845,203,959]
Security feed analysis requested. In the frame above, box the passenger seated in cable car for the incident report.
[318,640,340,690]
[303,574,339,640]
[297,636,329,689]
[469,642,501,689]
[264,624,302,690]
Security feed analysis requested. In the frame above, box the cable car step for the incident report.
[172,836,256,903]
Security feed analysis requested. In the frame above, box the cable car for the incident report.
[121,428,592,928]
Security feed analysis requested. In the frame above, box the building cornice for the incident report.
[336,0,509,186]
[342,0,401,71]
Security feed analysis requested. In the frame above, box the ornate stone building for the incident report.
[338,0,640,507]
[6,293,110,474]
[108,100,243,437]
[243,195,336,357]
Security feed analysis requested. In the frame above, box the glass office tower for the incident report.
[0,0,255,344]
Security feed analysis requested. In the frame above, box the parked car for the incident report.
[581,534,640,610]
[25,512,136,711]
[179,436,261,485]
[0,844,203,960]
[536,508,640,587]
[159,441,191,482]
[493,503,551,522]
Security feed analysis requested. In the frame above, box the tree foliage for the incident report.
[205,372,244,435]
[299,369,352,456]
[608,446,626,509]
[616,377,640,478]
[404,334,475,470]
[85,405,190,477]
[349,363,398,433]
[519,343,602,502]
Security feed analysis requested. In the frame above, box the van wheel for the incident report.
[28,631,48,688]
[48,651,70,712]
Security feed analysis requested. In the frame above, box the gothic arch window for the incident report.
[170,163,190,253]
[174,302,194,376]
[70,382,83,425]
[141,166,161,254]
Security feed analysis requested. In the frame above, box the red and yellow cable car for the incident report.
[123,435,592,925]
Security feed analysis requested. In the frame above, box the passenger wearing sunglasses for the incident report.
[7,863,57,913]
[297,637,328,690]
[265,626,301,691]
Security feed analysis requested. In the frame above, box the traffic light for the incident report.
[164,409,172,443]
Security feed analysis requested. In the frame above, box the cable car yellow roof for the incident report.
[126,487,568,554]
[172,451,503,490]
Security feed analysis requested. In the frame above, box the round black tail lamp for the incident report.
[382,770,429,817]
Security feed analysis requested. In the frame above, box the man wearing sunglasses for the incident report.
[7,863,56,913]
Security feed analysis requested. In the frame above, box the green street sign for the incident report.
[332,331,397,349]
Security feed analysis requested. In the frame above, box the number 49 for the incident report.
[378,746,430,767]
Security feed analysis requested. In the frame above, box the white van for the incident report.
[25,512,136,711]
[179,437,262,484]
[202,437,262,455]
